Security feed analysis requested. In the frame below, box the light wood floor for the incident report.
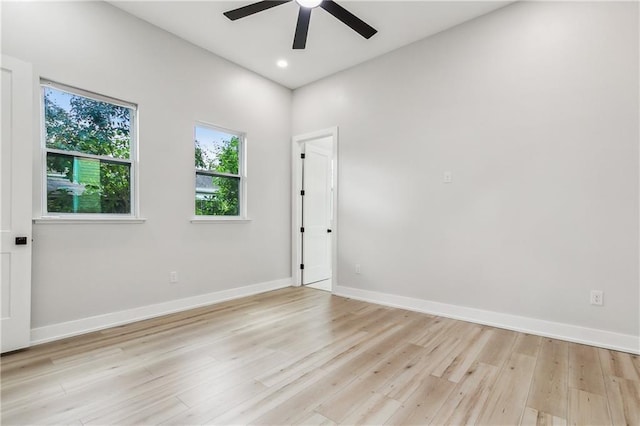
[1,288,638,425]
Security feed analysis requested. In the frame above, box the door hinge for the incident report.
[300,227,305,233]
[300,264,304,270]
[300,190,305,196]
[301,153,306,159]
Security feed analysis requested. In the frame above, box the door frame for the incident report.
[291,127,338,290]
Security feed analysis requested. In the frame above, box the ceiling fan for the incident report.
[223,0,377,49]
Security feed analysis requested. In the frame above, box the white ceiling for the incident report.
[110,1,512,89]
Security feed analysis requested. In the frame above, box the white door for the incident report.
[1,55,33,353]
[302,142,332,285]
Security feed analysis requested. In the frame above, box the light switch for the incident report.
[443,171,453,183]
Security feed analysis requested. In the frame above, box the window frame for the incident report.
[192,121,248,222]
[39,80,141,222]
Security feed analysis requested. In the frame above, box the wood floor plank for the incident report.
[95,396,189,426]
[339,392,401,425]
[315,342,423,422]
[514,333,542,357]
[383,374,455,425]
[599,348,640,382]
[477,328,518,367]
[378,335,460,402]
[208,368,331,424]
[439,328,494,383]
[1,287,637,426]
[429,362,499,425]
[77,356,226,425]
[409,316,455,346]
[316,319,425,379]
[429,325,483,378]
[254,330,368,388]
[249,363,360,425]
[567,388,611,426]
[0,378,66,407]
[298,411,337,426]
[604,375,640,426]
[1,368,155,425]
[477,352,537,425]
[526,338,569,419]
[161,380,268,425]
[568,342,606,395]
[521,407,568,426]
[168,350,279,408]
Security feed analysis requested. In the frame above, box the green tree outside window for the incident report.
[44,85,133,214]
[194,125,243,216]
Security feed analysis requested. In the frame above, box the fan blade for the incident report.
[320,0,377,39]
[293,7,312,49]
[223,1,291,21]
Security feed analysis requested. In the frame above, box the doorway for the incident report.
[292,128,338,292]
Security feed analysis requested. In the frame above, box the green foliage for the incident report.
[216,137,239,174]
[99,162,131,213]
[47,187,74,213]
[195,136,240,216]
[45,90,131,158]
[194,141,208,169]
[44,89,131,214]
[46,154,74,212]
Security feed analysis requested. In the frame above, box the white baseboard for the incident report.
[334,285,639,355]
[30,278,292,345]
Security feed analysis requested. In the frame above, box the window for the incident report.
[42,81,137,216]
[194,123,245,217]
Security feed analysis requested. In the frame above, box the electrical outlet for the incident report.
[443,171,453,183]
[170,271,178,283]
[590,290,603,306]
[355,264,361,274]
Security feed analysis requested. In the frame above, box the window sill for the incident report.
[34,216,147,225]
[190,216,251,224]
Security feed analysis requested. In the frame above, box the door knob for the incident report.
[327,229,332,233]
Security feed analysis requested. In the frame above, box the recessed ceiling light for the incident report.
[277,59,288,68]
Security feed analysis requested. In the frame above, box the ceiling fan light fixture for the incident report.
[223,0,377,50]
[295,0,322,8]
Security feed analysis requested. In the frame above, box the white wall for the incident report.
[2,1,292,328]
[293,1,639,339]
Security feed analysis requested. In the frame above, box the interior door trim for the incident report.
[291,127,338,290]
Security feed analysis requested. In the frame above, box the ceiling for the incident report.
[110,1,512,89]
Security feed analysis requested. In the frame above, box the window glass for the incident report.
[44,87,131,159]
[194,124,243,217]
[42,83,136,215]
